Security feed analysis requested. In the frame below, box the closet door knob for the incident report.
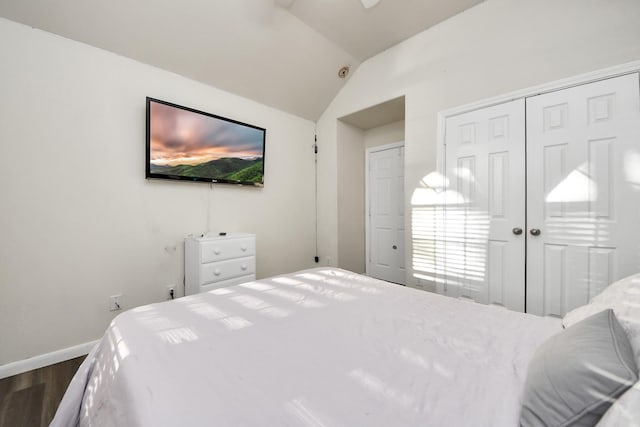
[392,245,398,250]
[512,227,523,235]
[530,228,541,236]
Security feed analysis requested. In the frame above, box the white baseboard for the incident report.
[0,340,99,379]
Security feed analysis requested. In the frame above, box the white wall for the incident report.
[336,121,365,273]
[364,121,405,149]
[317,0,640,287]
[0,18,316,366]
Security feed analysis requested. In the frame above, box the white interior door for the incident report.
[367,144,405,284]
[444,99,526,311]
[526,73,640,316]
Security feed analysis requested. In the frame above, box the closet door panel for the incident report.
[526,73,640,316]
[443,99,526,311]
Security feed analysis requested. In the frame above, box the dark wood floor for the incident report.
[0,356,85,427]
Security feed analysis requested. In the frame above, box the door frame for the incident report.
[437,60,640,149]
[365,141,405,282]
[436,60,640,309]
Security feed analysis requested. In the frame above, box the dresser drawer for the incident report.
[200,256,256,285]
[200,237,256,263]
[185,233,256,295]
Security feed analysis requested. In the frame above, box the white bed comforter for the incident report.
[52,268,561,426]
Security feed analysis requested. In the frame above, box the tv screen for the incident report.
[146,97,266,186]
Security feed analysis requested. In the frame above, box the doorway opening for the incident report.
[336,96,406,283]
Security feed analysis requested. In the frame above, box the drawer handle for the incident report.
[214,269,221,276]
[241,245,247,251]
[241,264,247,271]
[214,248,221,255]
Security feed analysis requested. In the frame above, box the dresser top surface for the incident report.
[187,233,255,243]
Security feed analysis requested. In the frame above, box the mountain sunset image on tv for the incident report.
[146,97,266,186]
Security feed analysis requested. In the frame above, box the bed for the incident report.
[51,268,640,426]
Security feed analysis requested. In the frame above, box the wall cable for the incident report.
[314,124,319,263]
[206,182,213,235]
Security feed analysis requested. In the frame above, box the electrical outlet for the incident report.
[166,285,176,300]
[109,294,122,312]
[326,256,332,266]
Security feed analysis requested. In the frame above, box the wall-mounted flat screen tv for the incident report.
[146,97,266,186]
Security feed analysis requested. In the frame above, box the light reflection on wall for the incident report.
[546,167,596,203]
[624,150,640,190]
[411,158,626,313]
[410,171,489,297]
[440,208,490,294]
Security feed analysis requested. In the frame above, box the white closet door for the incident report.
[444,99,526,311]
[368,145,405,284]
[526,73,640,316]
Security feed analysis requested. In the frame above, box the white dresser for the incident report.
[184,233,256,295]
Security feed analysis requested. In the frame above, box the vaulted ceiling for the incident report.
[0,0,482,120]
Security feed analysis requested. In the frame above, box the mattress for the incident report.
[52,268,561,426]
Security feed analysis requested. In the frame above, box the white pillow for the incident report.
[563,273,640,368]
[596,382,640,427]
